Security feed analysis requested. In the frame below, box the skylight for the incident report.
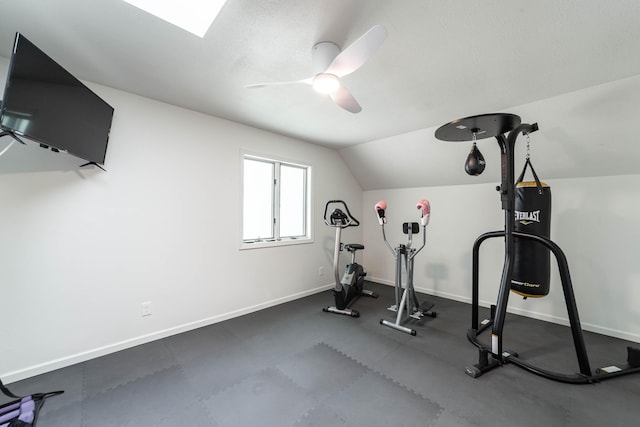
[122,0,227,37]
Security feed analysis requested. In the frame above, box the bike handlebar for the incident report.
[324,200,360,228]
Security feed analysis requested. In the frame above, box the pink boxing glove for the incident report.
[416,199,430,226]
[375,200,387,225]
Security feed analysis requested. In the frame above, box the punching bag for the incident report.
[465,142,486,176]
[511,158,551,298]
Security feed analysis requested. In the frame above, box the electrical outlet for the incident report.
[318,266,324,277]
[141,301,152,317]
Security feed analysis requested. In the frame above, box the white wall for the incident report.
[346,72,640,345]
[341,74,640,190]
[3,50,639,383]
[0,81,363,382]
[363,174,640,343]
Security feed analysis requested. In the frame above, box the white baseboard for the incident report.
[3,283,334,384]
[366,277,640,343]
[6,278,639,384]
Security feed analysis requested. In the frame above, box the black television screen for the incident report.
[0,33,114,165]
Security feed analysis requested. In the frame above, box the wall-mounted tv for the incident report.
[0,33,114,165]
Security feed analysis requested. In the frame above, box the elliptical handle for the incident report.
[417,199,431,226]
[375,200,387,225]
[323,200,360,228]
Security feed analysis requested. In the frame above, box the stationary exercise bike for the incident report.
[322,200,378,317]
[374,199,437,335]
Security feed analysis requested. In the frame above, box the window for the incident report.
[242,154,311,247]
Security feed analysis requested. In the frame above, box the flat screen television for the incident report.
[0,32,114,165]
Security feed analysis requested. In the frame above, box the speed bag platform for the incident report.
[511,159,552,298]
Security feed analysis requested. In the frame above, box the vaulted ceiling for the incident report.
[1,0,638,152]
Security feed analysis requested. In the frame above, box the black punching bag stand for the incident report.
[435,113,640,384]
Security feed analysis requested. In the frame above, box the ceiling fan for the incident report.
[245,25,388,113]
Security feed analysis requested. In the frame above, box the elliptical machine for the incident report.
[323,200,378,317]
[374,199,437,335]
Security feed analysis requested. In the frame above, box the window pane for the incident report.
[279,164,306,237]
[243,159,274,240]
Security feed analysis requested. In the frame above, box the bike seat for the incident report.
[345,243,364,252]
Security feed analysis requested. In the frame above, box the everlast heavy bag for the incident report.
[511,158,551,298]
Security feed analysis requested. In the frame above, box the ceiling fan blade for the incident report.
[324,25,387,77]
[330,84,362,113]
[245,78,313,89]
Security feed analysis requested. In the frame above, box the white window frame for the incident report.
[240,152,313,249]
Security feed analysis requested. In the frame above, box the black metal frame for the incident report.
[437,114,640,383]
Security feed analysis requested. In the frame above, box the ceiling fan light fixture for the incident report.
[312,74,340,94]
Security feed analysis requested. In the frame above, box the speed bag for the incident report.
[511,179,552,298]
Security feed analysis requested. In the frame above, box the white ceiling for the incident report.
[0,0,639,150]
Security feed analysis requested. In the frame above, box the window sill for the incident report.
[239,237,313,250]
